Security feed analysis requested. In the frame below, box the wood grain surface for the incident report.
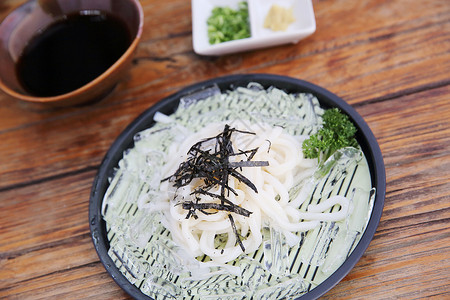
[0,0,449,299]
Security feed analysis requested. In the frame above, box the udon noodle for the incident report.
[156,121,350,264]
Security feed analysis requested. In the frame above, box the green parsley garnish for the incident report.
[207,2,251,44]
[302,108,358,164]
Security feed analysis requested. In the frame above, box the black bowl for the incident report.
[89,74,385,299]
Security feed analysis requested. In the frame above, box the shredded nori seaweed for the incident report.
[163,124,269,252]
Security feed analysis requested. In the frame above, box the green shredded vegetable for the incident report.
[207,2,251,44]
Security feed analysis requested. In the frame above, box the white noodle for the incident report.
[160,121,351,263]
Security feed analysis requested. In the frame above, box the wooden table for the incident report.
[1,0,449,299]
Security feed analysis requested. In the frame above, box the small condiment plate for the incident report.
[191,0,316,56]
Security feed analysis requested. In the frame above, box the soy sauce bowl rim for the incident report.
[0,0,144,104]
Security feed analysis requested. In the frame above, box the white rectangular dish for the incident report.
[192,0,316,56]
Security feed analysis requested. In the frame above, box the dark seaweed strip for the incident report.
[112,249,138,279]
[289,241,304,273]
[327,175,340,199]
[189,274,227,289]
[305,128,315,136]
[298,184,319,223]
[228,160,269,168]
[317,167,334,201]
[297,257,307,278]
[229,214,245,252]
[296,261,305,275]
[303,264,311,279]
[311,266,319,282]
[231,128,257,136]
[336,167,350,195]
[258,251,265,264]
[138,280,145,289]
[164,124,269,252]
[118,202,130,215]
[304,167,334,211]
[289,250,300,273]
[181,201,252,218]
[230,147,259,159]
[153,250,160,265]
[251,248,259,259]
[192,189,236,206]
[344,165,359,197]
[245,261,259,282]
[323,237,334,259]
[147,232,156,244]
[131,205,139,216]
[126,204,134,214]
[328,165,356,215]
[236,147,258,161]
[103,204,109,215]
[161,227,169,236]
[228,170,258,193]
[150,257,156,267]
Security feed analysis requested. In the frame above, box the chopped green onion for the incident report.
[207,2,251,44]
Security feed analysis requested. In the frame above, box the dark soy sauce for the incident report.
[16,11,132,97]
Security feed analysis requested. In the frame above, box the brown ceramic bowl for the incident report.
[0,0,143,107]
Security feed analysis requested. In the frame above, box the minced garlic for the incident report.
[263,4,295,31]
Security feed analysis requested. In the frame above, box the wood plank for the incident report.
[0,170,94,254]
[325,227,449,299]
[113,0,450,104]
[1,86,448,298]
[0,237,132,299]
[0,78,447,193]
[321,86,450,299]
[0,0,449,299]
[1,0,449,131]
[1,233,95,285]
[0,170,129,298]
[1,262,129,300]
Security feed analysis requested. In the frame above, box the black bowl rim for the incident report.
[89,73,386,300]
